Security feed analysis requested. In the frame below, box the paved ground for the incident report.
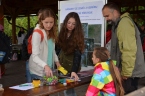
[0,60,26,87]
[0,60,145,96]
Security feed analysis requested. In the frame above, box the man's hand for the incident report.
[122,75,129,80]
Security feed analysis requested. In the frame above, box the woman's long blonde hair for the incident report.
[38,8,57,42]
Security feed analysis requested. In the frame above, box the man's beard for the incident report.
[107,20,114,25]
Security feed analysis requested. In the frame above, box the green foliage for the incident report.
[121,7,129,12]
[121,6,145,12]
[138,6,145,10]
[121,6,145,26]
[4,18,12,36]
[4,16,38,36]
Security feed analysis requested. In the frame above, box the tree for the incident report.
[4,16,38,36]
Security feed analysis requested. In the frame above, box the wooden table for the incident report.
[1,70,93,96]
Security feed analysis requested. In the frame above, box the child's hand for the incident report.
[71,72,79,81]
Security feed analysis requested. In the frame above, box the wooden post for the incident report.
[12,16,17,44]
[0,6,4,25]
[27,14,30,30]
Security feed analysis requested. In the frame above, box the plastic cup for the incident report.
[32,79,40,87]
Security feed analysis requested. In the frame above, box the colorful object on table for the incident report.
[32,79,40,88]
[43,76,58,85]
[59,79,67,86]
[58,66,68,75]
[59,78,74,84]
[59,79,66,84]
[66,79,74,83]
[59,78,81,84]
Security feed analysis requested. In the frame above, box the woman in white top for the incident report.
[29,8,61,80]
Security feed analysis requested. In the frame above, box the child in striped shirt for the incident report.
[86,47,124,96]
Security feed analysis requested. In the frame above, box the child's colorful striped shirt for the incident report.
[86,61,116,96]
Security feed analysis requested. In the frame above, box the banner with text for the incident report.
[60,0,104,24]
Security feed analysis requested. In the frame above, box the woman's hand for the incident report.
[71,72,79,81]
[44,65,53,77]
[55,62,61,68]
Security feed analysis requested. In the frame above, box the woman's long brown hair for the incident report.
[94,47,124,96]
[58,12,84,54]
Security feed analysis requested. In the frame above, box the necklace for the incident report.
[67,32,71,38]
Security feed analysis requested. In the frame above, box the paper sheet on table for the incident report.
[9,83,34,90]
